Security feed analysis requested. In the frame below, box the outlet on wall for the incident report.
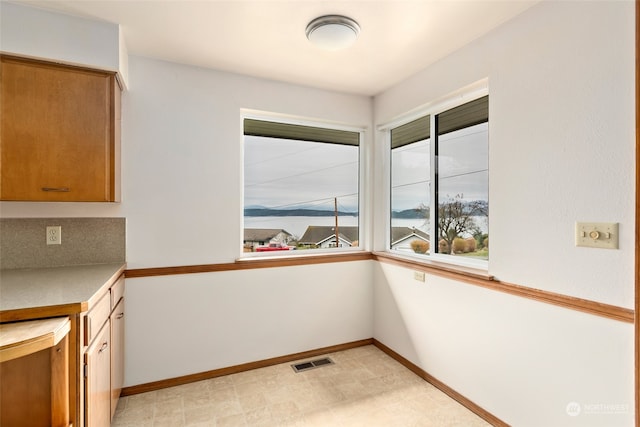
[46,226,62,245]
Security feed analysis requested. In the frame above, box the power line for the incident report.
[392,179,430,190]
[438,128,487,143]
[440,168,487,180]
[337,200,357,214]
[244,145,322,167]
[245,160,358,188]
[251,192,359,210]
[391,169,487,189]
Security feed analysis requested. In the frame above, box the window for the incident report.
[390,95,488,265]
[243,117,361,254]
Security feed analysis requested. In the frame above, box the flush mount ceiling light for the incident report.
[306,15,360,51]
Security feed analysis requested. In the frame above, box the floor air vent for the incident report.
[291,357,334,373]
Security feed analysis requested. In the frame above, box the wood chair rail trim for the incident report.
[124,252,634,324]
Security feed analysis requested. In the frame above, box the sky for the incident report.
[244,121,487,214]
[391,122,488,211]
[244,136,359,212]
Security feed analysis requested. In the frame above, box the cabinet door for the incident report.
[110,298,125,418]
[85,321,111,427]
[0,55,116,201]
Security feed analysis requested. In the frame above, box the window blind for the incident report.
[244,118,359,146]
[390,115,430,149]
[437,95,488,136]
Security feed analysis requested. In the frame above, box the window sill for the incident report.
[237,249,371,266]
[372,251,494,282]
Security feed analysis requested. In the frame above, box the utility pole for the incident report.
[334,197,339,248]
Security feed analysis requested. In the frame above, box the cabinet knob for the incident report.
[98,341,108,354]
[42,187,70,192]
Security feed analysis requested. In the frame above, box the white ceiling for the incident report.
[15,0,538,96]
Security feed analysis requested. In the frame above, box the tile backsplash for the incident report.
[0,218,125,269]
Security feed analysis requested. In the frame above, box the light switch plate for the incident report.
[575,222,618,249]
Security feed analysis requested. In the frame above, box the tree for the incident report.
[437,194,487,254]
[414,204,430,220]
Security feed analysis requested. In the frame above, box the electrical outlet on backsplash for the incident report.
[0,218,125,269]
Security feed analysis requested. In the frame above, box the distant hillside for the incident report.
[245,208,358,217]
[391,209,428,219]
[391,200,487,219]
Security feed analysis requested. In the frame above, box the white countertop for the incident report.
[0,263,125,317]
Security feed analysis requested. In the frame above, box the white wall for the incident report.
[0,2,128,85]
[372,2,635,425]
[126,261,373,386]
[374,262,633,427]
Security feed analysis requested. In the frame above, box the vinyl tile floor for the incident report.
[112,345,492,427]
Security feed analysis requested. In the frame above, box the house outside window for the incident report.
[243,116,362,255]
[389,91,489,267]
[243,228,293,252]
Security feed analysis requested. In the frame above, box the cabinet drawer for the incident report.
[110,275,125,309]
[85,293,110,346]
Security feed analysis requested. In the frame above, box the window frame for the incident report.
[383,83,489,271]
[240,110,367,259]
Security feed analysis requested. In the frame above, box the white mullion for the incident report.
[383,129,392,252]
[429,115,437,256]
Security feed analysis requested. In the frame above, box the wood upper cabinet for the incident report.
[0,55,120,202]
